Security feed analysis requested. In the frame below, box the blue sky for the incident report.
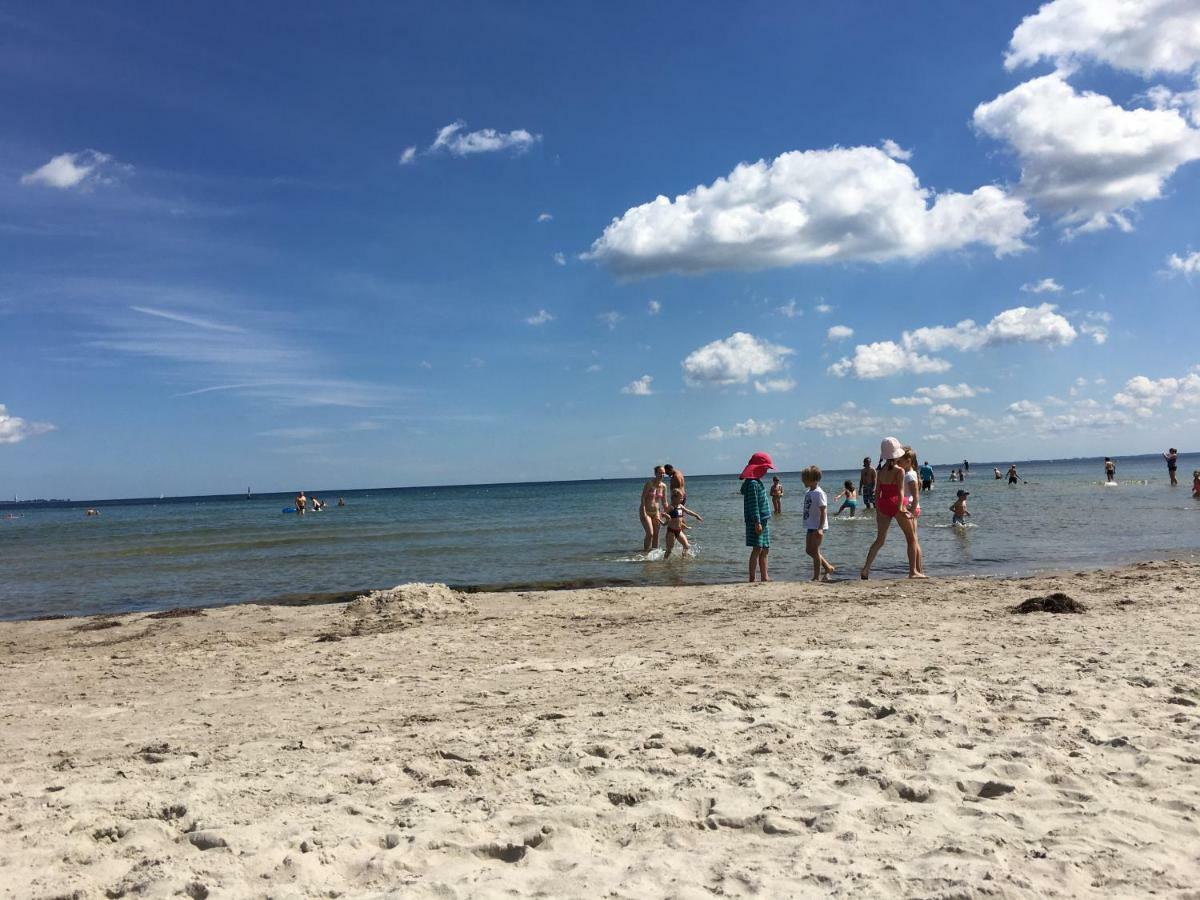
[2,0,1198,499]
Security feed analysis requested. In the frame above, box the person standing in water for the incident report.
[1006,465,1019,485]
[664,464,686,504]
[770,476,784,515]
[859,457,877,510]
[1164,448,1179,487]
[740,452,774,583]
[963,459,969,476]
[295,490,307,514]
[1104,457,1116,483]
[638,466,667,552]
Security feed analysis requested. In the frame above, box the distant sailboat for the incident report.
[246,486,252,500]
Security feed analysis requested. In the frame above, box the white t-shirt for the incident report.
[803,486,827,531]
[904,469,920,510]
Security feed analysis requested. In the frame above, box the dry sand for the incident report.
[2,561,1198,899]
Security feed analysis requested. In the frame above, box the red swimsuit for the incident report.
[876,482,902,517]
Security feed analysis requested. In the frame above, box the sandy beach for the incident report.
[2,561,1198,899]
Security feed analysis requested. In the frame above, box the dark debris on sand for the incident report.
[1012,593,1086,615]
[146,607,206,619]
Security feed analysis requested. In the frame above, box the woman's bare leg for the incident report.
[861,510,890,579]
[641,511,655,552]
[896,515,927,578]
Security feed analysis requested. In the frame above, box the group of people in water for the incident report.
[293,491,344,514]
[639,443,1194,583]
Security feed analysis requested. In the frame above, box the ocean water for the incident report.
[2,454,1197,620]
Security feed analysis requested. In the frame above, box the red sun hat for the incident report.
[739,451,775,480]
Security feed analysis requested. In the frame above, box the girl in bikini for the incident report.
[638,466,667,552]
[661,490,702,559]
[861,437,926,580]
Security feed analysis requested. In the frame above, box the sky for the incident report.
[2,0,1199,499]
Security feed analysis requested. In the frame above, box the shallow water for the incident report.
[2,454,1197,619]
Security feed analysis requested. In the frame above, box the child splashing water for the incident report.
[831,480,858,517]
[662,490,702,559]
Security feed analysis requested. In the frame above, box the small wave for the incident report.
[612,548,666,562]
[929,522,978,529]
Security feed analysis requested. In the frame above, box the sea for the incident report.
[2,454,1197,621]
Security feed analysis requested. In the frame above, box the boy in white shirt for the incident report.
[802,465,834,582]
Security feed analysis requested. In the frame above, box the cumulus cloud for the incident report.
[1005,0,1200,77]
[1080,310,1110,344]
[621,375,654,396]
[0,404,56,444]
[814,302,834,314]
[917,383,987,400]
[430,120,541,157]
[525,309,554,326]
[880,138,912,160]
[537,212,553,222]
[682,332,793,386]
[832,305,1077,379]
[1112,371,1200,410]
[904,303,1077,352]
[700,418,776,440]
[1021,277,1064,293]
[890,396,933,407]
[647,299,662,315]
[597,311,623,330]
[799,402,901,437]
[1007,399,1045,418]
[754,377,797,394]
[21,150,122,190]
[973,73,1200,234]
[399,146,418,165]
[552,252,566,266]
[928,403,971,418]
[584,145,1032,276]
[828,341,951,379]
[1167,250,1200,274]
[777,300,802,318]
[826,325,854,341]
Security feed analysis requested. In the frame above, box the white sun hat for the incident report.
[880,436,904,460]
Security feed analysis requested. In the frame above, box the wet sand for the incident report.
[1,562,1198,898]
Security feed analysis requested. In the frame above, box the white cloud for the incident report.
[828,341,951,379]
[1021,277,1064,293]
[814,302,834,314]
[904,303,1077,352]
[621,375,654,396]
[131,306,245,333]
[584,145,1032,276]
[1112,371,1200,410]
[890,396,933,406]
[525,309,554,326]
[682,332,793,386]
[647,299,662,315]
[585,363,602,373]
[1080,311,1110,344]
[826,325,854,341]
[21,150,121,190]
[973,73,1200,234]
[0,404,56,444]
[537,212,554,223]
[1006,0,1200,77]
[552,252,566,266]
[700,418,776,440]
[833,305,1078,379]
[777,300,803,318]
[754,377,796,394]
[399,146,418,165]
[1168,250,1200,274]
[799,402,901,437]
[429,120,541,157]
[1007,399,1045,418]
[881,138,912,160]
[928,403,971,418]
[597,311,623,330]
[916,382,987,400]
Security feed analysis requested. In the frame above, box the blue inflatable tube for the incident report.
[282,507,296,514]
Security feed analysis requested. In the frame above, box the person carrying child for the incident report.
[802,466,834,581]
[831,480,858,517]
[951,489,970,526]
[739,452,774,582]
[661,489,702,559]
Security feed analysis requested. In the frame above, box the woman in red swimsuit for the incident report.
[861,436,926,580]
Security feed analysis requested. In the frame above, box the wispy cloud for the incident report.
[20,149,127,190]
[525,309,554,326]
[130,305,246,333]
[402,120,542,165]
[0,403,56,444]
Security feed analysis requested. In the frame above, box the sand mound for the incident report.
[340,582,476,636]
[1012,592,1086,614]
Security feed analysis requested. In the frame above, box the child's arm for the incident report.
[820,503,828,531]
[683,506,703,522]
